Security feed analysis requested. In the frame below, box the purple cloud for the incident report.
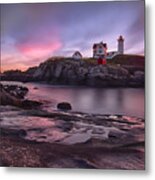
[1,1,145,71]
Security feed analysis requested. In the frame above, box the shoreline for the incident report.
[0,83,145,169]
[0,133,144,169]
[0,80,145,88]
[0,105,145,169]
[1,80,145,87]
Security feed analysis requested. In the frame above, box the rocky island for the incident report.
[1,55,145,87]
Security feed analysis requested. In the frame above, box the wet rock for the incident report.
[0,84,41,109]
[0,102,144,169]
[22,100,42,109]
[0,128,27,137]
[0,84,22,107]
[57,102,72,110]
[133,71,145,83]
[1,84,28,99]
[128,70,144,87]
[57,122,73,132]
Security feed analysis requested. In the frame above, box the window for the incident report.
[99,50,103,53]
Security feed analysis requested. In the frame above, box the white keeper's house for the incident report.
[93,35,125,59]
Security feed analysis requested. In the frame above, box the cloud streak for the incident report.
[1,1,145,71]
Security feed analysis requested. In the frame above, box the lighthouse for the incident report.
[118,35,124,54]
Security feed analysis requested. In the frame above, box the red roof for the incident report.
[93,42,107,49]
[93,44,97,49]
[73,51,82,57]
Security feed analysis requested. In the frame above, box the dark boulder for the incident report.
[57,102,72,110]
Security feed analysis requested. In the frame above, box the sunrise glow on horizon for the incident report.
[1,1,145,72]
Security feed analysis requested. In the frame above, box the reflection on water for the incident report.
[26,83,144,118]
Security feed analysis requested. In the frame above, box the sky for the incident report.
[1,1,145,72]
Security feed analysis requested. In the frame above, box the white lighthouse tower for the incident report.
[118,35,124,54]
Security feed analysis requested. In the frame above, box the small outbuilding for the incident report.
[72,51,82,60]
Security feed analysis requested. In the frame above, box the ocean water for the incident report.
[1,81,144,117]
[26,83,144,118]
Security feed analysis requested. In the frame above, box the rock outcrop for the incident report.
[0,106,144,169]
[32,59,144,87]
[2,84,28,99]
[0,84,42,108]
[1,58,145,87]
[0,84,22,107]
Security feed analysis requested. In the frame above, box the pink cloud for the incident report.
[17,40,62,59]
[2,64,28,72]
[1,36,62,72]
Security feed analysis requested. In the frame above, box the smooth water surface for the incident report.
[26,83,144,118]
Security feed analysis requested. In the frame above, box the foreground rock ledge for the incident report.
[0,134,144,169]
[0,82,145,169]
[0,105,145,169]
